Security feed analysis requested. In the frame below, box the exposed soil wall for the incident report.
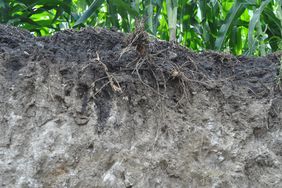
[0,24,282,188]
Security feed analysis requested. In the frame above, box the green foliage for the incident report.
[215,1,245,52]
[247,0,271,55]
[1,0,282,56]
[74,0,104,26]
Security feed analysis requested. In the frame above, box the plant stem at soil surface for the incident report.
[166,0,178,41]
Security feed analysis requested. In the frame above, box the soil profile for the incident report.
[0,24,282,187]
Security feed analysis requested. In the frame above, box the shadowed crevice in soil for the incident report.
[0,24,282,187]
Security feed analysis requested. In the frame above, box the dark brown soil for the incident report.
[0,24,282,188]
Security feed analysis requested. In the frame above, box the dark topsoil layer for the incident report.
[0,24,282,187]
[1,24,281,124]
[1,24,281,98]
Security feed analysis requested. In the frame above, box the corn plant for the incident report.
[166,0,178,41]
[0,0,281,56]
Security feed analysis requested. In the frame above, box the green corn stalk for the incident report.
[146,0,154,33]
[277,0,282,27]
[255,21,266,56]
[248,0,271,55]
[132,0,140,12]
[277,0,282,49]
[166,0,178,41]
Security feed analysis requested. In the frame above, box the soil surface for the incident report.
[0,24,282,188]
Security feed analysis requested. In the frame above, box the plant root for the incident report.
[92,52,122,94]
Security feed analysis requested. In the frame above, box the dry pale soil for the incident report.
[0,24,282,188]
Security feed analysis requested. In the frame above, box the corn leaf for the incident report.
[247,0,271,55]
[74,0,104,26]
[111,0,138,17]
[215,0,245,50]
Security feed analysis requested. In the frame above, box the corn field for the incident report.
[0,0,282,55]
